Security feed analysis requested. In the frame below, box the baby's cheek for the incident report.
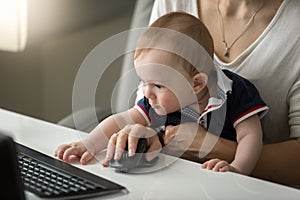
[162,95,180,111]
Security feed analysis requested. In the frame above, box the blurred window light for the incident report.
[0,0,27,52]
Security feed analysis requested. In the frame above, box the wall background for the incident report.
[0,0,136,123]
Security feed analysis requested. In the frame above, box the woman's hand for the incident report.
[163,122,205,161]
[164,123,237,163]
[102,124,162,166]
[54,141,94,165]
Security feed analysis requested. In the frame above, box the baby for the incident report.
[55,12,268,175]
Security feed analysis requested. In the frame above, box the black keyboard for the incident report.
[16,143,127,199]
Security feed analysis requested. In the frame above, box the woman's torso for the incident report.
[150,0,300,143]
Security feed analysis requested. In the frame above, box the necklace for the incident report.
[217,0,265,58]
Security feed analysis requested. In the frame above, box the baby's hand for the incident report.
[102,124,161,167]
[202,158,235,172]
[54,141,93,165]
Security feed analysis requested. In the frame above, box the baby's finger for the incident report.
[114,131,128,160]
[80,151,93,165]
[55,144,71,160]
[219,165,231,172]
[145,141,161,161]
[103,133,118,165]
[62,147,81,162]
[204,158,221,170]
[213,160,229,171]
[127,135,139,157]
[201,161,208,169]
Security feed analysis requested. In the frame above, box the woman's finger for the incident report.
[164,125,177,145]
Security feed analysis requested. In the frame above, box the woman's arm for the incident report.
[252,139,300,185]
[165,123,300,185]
[164,123,237,163]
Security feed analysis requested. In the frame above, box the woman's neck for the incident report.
[219,0,266,17]
[222,0,263,6]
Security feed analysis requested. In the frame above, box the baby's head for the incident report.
[135,11,214,72]
[134,12,216,114]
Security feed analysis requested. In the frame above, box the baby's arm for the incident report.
[83,108,147,153]
[203,114,263,175]
[55,108,147,163]
[230,114,263,174]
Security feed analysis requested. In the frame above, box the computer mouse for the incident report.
[109,138,159,173]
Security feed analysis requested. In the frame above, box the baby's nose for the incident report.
[143,85,156,99]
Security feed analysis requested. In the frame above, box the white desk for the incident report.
[0,108,299,200]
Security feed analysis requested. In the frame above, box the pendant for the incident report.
[224,47,229,58]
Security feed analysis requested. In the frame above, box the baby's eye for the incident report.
[154,84,164,89]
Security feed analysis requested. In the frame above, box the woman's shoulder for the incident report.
[150,0,199,24]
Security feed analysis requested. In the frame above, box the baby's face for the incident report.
[135,50,198,115]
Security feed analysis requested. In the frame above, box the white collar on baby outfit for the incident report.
[181,68,232,126]
[201,68,232,117]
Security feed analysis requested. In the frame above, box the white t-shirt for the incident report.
[148,0,300,143]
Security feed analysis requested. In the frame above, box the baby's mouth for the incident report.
[151,104,160,110]
[152,105,167,115]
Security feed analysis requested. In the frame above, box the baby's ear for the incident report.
[192,73,208,94]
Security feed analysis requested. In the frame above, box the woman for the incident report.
[147,0,300,185]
